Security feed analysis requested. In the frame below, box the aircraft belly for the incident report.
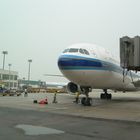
[61,70,133,89]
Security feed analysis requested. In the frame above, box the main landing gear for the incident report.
[100,89,112,100]
[81,88,92,106]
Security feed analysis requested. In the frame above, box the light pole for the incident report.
[28,59,32,87]
[2,51,8,70]
[8,63,12,89]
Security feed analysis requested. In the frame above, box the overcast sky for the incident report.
[0,0,140,82]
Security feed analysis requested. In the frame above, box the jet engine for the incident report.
[67,82,92,94]
[67,82,78,93]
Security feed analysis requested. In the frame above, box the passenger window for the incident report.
[83,49,89,55]
[79,49,85,54]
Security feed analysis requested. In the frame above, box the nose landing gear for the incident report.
[81,97,92,106]
[80,87,92,106]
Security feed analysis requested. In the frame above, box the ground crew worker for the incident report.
[52,92,57,103]
[75,92,80,103]
[24,88,28,97]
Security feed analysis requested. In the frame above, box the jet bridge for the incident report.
[120,36,140,71]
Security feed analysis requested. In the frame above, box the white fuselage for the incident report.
[58,43,140,91]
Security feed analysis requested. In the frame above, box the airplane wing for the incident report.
[44,74,64,77]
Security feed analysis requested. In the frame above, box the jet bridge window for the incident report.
[69,48,79,53]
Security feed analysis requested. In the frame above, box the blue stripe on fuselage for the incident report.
[58,55,119,71]
[58,54,140,78]
[58,56,102,67]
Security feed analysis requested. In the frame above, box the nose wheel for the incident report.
[81,97,92,106]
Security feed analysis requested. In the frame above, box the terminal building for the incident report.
[0,69,18,89]
[18,79,46,88]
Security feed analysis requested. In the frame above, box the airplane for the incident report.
[57,43,140,106]
[45,82,67,89]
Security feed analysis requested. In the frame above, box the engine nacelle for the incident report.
[67,82,92,94]
[67,82,78,93]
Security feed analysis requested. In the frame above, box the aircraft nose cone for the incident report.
[57,56,64,70]
[58,55,71,70]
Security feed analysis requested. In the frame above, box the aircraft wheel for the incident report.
[81,97,92,106]
[107,94,112,100]
[100,93,105,99]
[100,93,112,100]
[87,98,92,106]
[81,97,86,105]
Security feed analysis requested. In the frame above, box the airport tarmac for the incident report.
[1,106,140,140]
[0,91,140,122]
[0,91,140,139]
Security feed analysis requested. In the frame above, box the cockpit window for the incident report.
[63,48,89,55]
[83,49,90,55]
[69,48,79,53]
[79,48,90,55]
[63,49,69,53]
[79,48,85,54]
